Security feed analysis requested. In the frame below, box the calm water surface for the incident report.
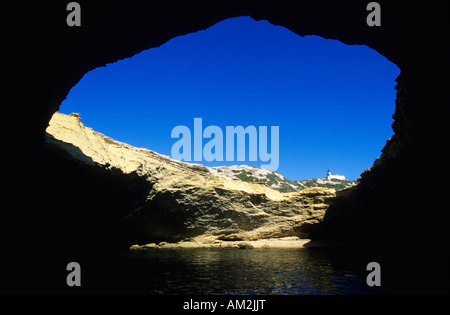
[125,247,388,295]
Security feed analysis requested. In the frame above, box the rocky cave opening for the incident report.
[4,1,448,294]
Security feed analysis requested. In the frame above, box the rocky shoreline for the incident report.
[129,236,311,250]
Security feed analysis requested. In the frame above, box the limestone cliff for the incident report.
[210,165,355,192]
[46,112,336,243]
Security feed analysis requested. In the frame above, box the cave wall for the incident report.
[5,0,449,293]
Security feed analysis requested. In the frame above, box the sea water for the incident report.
[124,247,388,295]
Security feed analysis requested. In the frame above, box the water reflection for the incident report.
[127,247,387,295]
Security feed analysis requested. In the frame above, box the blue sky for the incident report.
[59,16,400,181]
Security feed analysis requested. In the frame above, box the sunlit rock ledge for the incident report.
[46,112,337,243]
[129,236,311,250]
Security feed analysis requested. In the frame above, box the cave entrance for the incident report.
[56,16,399,184]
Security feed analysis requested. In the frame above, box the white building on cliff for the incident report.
[326,170,346,180]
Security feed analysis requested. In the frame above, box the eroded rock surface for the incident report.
[46,112,336,243]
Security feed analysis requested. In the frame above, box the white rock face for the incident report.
[209,165,303,192]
